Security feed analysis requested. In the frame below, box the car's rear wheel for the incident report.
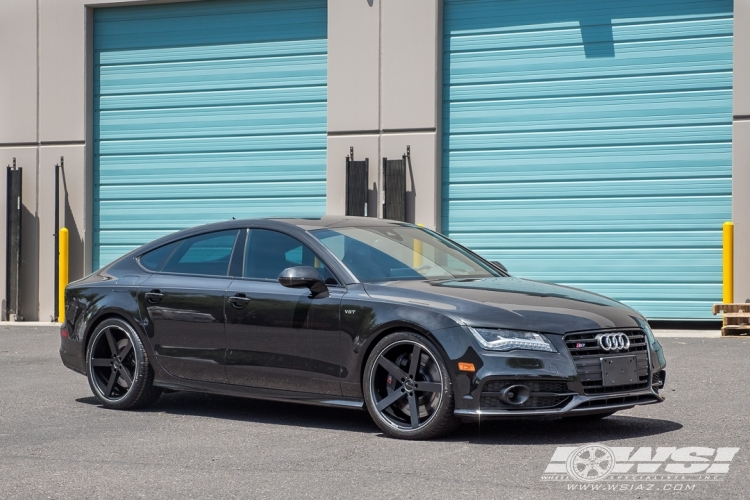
[86,318,161,410]
[363,331,460,440]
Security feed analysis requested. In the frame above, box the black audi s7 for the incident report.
[59,216,666,439]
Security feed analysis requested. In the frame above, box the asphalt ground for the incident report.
[1,325,748,500]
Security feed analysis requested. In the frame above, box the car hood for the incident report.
[362,277,646,335]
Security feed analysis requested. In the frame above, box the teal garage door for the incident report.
[442,0,733,319]
[93,0,327,269]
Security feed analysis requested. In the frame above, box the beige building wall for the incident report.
[1,0,39,320]
[735,0,750,303]
[0,0,152,320]
[327,0,441,230]
[2,0,749,319]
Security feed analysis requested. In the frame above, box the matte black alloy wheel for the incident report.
[89,325,136,401]
[364,332,459,440]
[86,318,161,410]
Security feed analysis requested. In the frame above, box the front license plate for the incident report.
[600,355,638,387]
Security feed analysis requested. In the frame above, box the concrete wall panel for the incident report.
[380,133,438,230]
[327,135,380,217]
[328,0,380,133]
[0,0,38,144]
[736,0,750,116]
[40,0,161,142]
[39,1,87,142]
[38,146,86,321]
[381,0,439,131]
[733,121,750,303]
[735,1,750,302]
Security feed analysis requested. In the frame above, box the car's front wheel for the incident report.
[86,318,161,410]
[363,331,460,440]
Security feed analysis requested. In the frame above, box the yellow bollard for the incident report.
[414,224,425,269]
[723,222,733,304]
[59,228,69,323]
[413,238,423,269]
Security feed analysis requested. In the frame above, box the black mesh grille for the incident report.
[564,330,648,357]
[483,380,569,394]
[564,329,650,395]
[383,158,406,221]
[652,370,665,388]
[480,380,573,410]
[480,394,570,410]
[345,159,368,217]
[576,394,659,409]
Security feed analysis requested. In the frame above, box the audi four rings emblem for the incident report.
[595,332,630,351]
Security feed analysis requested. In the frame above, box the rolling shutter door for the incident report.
[442,0,733,319]
[93,0,327,269]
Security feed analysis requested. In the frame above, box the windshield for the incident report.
[311,226,500,282]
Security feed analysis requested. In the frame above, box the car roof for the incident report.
[270,216,413,230]
[133,216,414,255]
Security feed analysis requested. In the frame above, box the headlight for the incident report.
[469,327,557,353]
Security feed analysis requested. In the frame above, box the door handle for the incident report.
[228,294,252,308]
[145,290,164,303]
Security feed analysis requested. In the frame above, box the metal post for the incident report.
[6,159,22,321]
[54,157,63,321]
[59,228,69,323]
[345,149,351,216]
[14,160,20,320]
[723,221,734,304]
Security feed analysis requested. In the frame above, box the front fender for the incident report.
[339,284,464,398]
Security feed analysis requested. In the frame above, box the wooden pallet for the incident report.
[712,303,750,336]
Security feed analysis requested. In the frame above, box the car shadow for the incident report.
[77,393,682,444]
[77,392,378,433]
[446,415,683,445]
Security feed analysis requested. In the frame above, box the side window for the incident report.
[161,230,239,277]
[244,229,336,284]
[139,241,180,272]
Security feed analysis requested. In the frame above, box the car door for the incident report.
[224,228,344,395]
[137,229,241,384]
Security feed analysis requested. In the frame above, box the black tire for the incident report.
[86,317,162,410]
[363,331,460,440]
[565,411,617,421]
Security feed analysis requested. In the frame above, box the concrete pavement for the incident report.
[1,325,747,499]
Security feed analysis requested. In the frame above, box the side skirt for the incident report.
[153,378,365,411]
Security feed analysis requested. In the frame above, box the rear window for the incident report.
[161,230,240,277]
[139,241,180,272]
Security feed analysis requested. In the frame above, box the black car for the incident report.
[60,216,666,439]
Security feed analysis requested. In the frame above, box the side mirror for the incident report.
[490,261,509,274]
[278,266,328,295]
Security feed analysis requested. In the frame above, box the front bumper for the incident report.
[454,387,664,420]
[441,326,667,420]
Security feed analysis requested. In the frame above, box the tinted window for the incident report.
[244,229,335,283]
[139,241,180,272]
[162,230,239,276]
[312,226,498,282]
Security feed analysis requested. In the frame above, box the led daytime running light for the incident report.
[469,327,556,352]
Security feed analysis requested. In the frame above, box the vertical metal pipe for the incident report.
[54,161,60,321]
[59,228,69,323]
[5,160,23,320]
[723,221,734,304]
[15,165,21,319]
[382,158,387,219]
